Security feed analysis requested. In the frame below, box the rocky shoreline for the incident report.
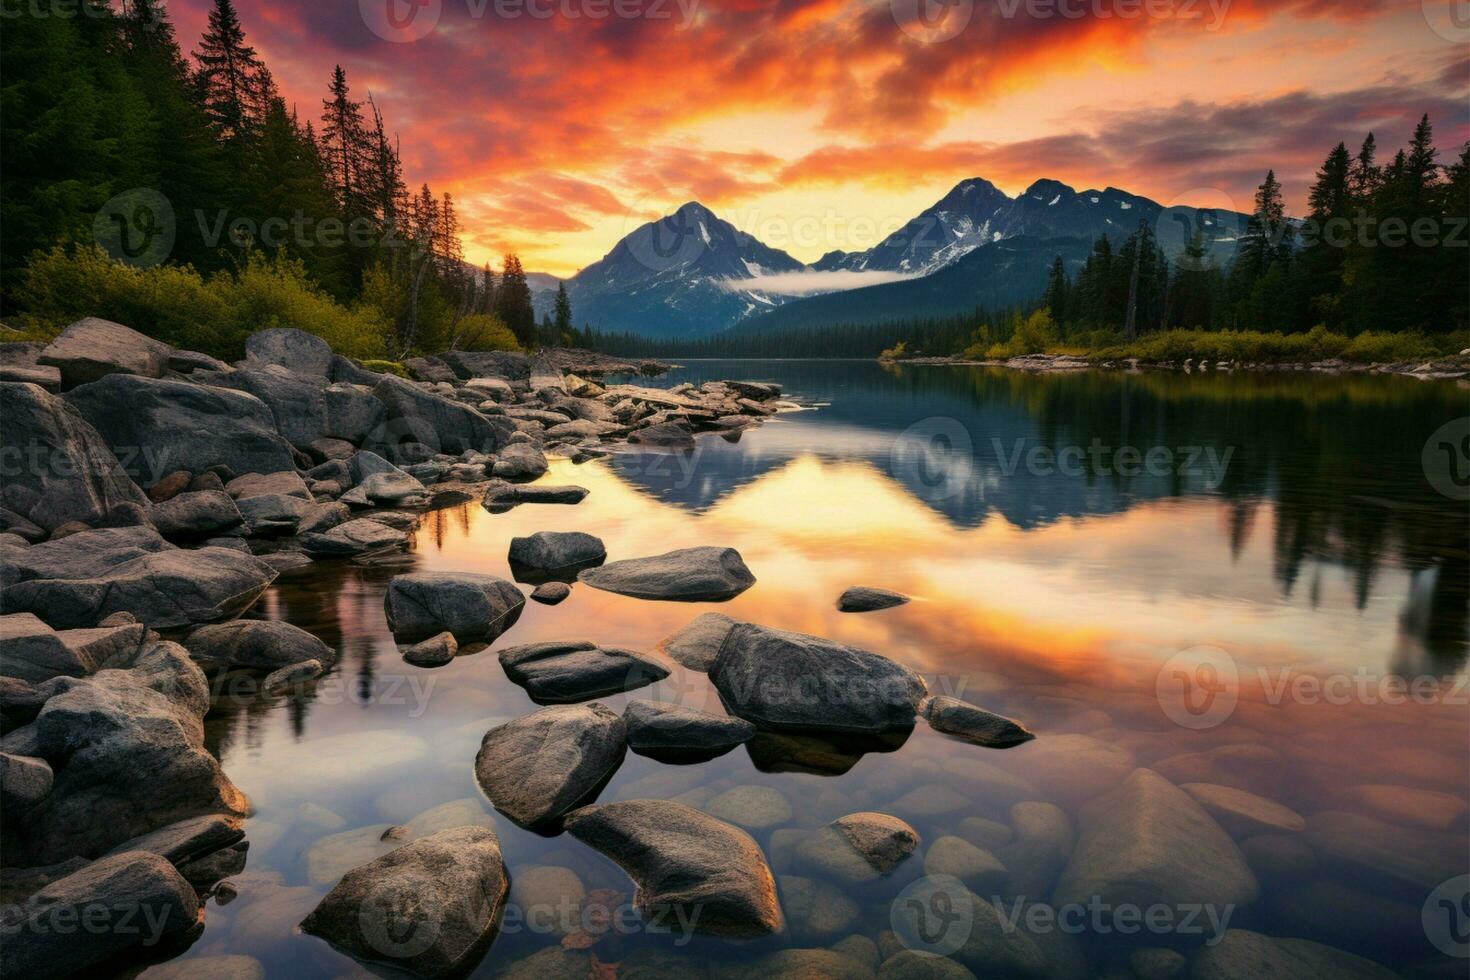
[885,352,1470,380]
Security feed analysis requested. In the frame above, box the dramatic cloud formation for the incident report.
[171,0,1469,274]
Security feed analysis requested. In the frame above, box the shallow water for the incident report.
[176,362,1467,977]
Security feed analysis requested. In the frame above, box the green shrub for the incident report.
[879,340,910,360]
[11,244,389,359]
[450,313,520,353]
[987,309,1059,358]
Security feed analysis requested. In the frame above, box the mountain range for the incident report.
[535,177,1250,338]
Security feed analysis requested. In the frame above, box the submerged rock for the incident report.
[300,826,509,979]
[384,572,526,642]
[921,696,1035,748]
[1188,929,1399,980]
[498,640,669,703]
[474,703,626,828]
[564,799,783,939]
[710,623,926,734]
[838,586,910,612]
[622,699,755,757]
[1180,783,1306,836]
[578,546,755,602]
[656,612,738,671]
[184,619,335,672]
[1053,768,1259,914]
[795,812,921,886]
[0,850,202,978]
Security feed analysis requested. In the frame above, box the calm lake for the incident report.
[177,361,1468,978]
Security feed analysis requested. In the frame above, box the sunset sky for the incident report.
[172,0,1469,276]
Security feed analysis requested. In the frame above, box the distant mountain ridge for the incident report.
[558,178,1249,338]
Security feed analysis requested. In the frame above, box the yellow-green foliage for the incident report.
[879,340,910,360]
[11,245,390,359]
[1091,325,1440,364]
[359,359,410,378]
[452,314,521,353]
[986,309,1060,359]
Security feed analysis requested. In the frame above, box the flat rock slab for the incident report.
[384,572,525,643]
[300,518,409,558]
[578,546,755,602]
[921,695,1035,748]
[38,317,170,388]
[300,826,509,979]
[838,586,910,612]
[482,482,589,510]
[498,640,669,704]
[623,699,756,758]
[184,619,336,672]
[0,525,172,590]
[474,703,626,828]
[3,547,277,630]
[564,799,783,939]
[1054,768,1259,912]
[710,623,927,734]
[508,531,606,580]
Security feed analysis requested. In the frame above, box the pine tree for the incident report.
[553,281,574,339]
[320,65,371,219]
[1349,133,1381,203]
[494,254,535,346]
[1297,142,1353,327]
[193,0,267,142]
[1044,255,1068,322]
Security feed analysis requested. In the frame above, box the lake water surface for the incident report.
[172,361,1468,978]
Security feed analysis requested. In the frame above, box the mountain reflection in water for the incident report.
[181,360,1465,979]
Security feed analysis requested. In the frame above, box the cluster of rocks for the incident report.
[0,317,800,975]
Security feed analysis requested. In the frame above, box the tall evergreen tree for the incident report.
[495,254,535,346]
[192,0,267,142]
[553,281,573,338]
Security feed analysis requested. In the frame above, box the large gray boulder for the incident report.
[1053,768,1259,913]
[497,640,669,703]
[8,641,247,863]
[243,327,334,377]
[36,317,170,389]
[323,382,385,443]
[439,349,530,380]
[0,750,54,815]
[66,374,296,479]
[0,525,171,590]
[0,850,202,979]
[491,442,548,480]
[383,572,525,642]
[150,490,244,539]
[2,546,277,630]
[184,619,336,672]
[507,531,606,579]
[474,703,625,828]
[0,382,150,532]
[300,826,509,979]
[211,365,329,448]
[564,799,784,939]
[370,375,514,455]
[709,623,927,734]
[577,546,755,602]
